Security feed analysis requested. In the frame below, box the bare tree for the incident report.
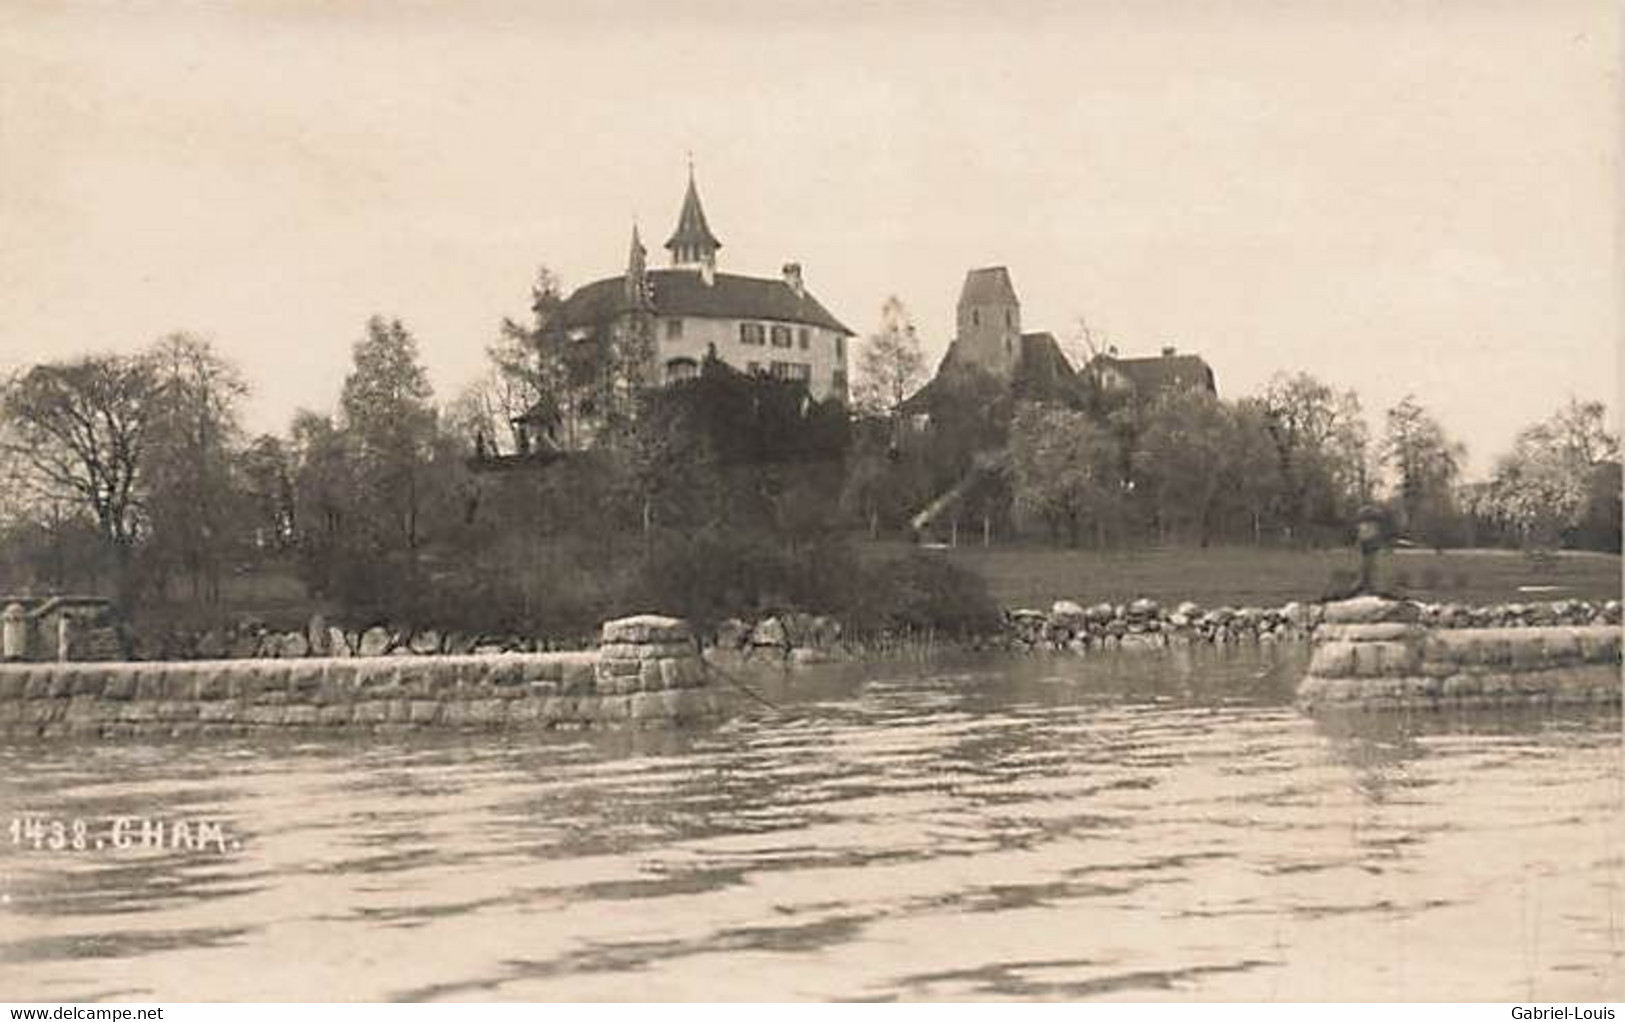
[2,354,159,609]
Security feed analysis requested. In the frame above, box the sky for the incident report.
[1,0,1620,477]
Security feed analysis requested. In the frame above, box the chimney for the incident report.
[1161,345,1176,357]
[700,255,715,287]
[782,262,804,297]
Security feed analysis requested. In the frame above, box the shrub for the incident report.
[851,551,1004,638]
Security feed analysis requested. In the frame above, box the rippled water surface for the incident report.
[2,646,1621,1001]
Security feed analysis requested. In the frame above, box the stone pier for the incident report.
[1297,596,1622,711]
[0,613,727,739]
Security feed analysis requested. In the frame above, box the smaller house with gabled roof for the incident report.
[1082,346,1217,399]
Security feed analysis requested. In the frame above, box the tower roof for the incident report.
[958,266,1019,307]
[665,170,722,254]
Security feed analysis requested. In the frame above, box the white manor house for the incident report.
[550,170,854,406]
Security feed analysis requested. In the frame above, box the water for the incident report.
[1,646,1620,1001]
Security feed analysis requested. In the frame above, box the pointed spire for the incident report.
[628,221,647,273]
[625,220,650,307]
[665,162,722,267]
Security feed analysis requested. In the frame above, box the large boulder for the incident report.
[357,626,392,657]
[306,614,330,656]
[714,618,751,651]
[279,630,311,658]
[602,614,694,646]
[1321,596,1420,625]
[748,617,789,649]
[1050,600,1087,630]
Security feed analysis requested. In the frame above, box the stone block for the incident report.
[283,705,319,727]
[658,657,688,690]
[22,670,54,699]
[1578,629,1622,664]
[562,667,597,696]
[407,700,441,725]
[466,698,509,725]
[1441,674,1481,698]
[1321,622,1422,643]
[629,691,668,722]
[1308,642,1356,678]
[118,702,158,723]
[638,658,663,692]
[286,664,323,697]
[393,661,436,698]
[1540,630,1582,665]
[353,700,391,725]
[157,700,200,722]
[318,704,353,726]
[486,658,524,689]
[507,698,544,724]
[1402,675,1441,699]
[64,696,106,724]
[48,671,75,698]
[69,669,105,697]
[597,656,642,679]
[0,670,26,700]
[133,671,163,701]
[350,659,395,693]
[195,672,231,701]
[244,705,287,727]
[1322,597,1420,625]
[601,614,693,645]
[1508,636,1546,672]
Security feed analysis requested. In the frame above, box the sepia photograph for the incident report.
[0,0,1621,1006]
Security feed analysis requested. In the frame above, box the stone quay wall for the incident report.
[0,614,725,739]
[1296,596,1622,712]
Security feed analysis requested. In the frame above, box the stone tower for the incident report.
[954,266,1021,377]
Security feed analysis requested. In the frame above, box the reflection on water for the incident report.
[1,645,1620,1001]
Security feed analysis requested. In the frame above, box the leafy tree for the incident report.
[1487,398,1619,549]
[1,353,159,609]
[1007,402,1125,547]
[852,296,926,418]
[340,316,439,574]
[237,434,296,555]
[487,267,568,451]
[1260,372,1371,541]
[142,333,248,604]
[1137,390,1281,547]
[1381,395,1465,547]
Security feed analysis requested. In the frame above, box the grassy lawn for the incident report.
[859,541,1623,610]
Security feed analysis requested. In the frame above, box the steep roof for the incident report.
[665,174,722,253]
[1010,332,1076,398]
[899,331,1078,413]
[555,269,853,335]
[1088,352,1217,395]
[958,266,1019,307]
